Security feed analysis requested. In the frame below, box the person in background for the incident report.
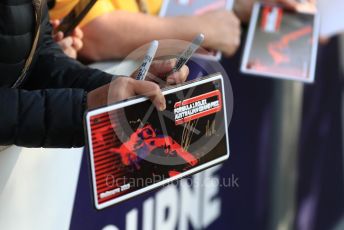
[49,0,313,62]
[49,0,242,61]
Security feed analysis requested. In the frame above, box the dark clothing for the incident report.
[0,0,114,148]
[0,0,35,87]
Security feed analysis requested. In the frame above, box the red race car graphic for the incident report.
[109,124,199,172]
[268,26,313,65]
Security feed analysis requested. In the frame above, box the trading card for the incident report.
[85,74,230,209]
[159,0,234,61]
[241,3,320,82]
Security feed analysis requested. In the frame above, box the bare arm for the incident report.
[80,10,241,61]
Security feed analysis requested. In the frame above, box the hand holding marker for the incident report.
[136,34,204,81]
[167,33,205,76]
[136,40,159,80]
[133,36,203,114]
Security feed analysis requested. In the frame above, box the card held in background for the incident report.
[241,3,320,83]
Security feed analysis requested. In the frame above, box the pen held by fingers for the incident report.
[53,31,64,42]
[166,65,189,85]
[72,27,84,39]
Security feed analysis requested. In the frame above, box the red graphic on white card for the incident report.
[268,26,313,65]
[261,6,283,33]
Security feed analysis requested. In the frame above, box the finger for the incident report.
[276,0,298,9]
[50,19,61,28]
[51,20,61,35]
[142,72,165,85]
[232,13,241,27]
[64,47,77,59]
[53,31,64,42]
[223,45,238,57]
[295,2,317,13]
[319,36,330,45]
[149,59,177,77]
[265,0,297,9]
[58,37,73,50]
[72,27,84,39]
[132,80,166,111]
[72,37,83,51]
[166,65,189,85]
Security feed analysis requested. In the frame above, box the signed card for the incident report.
[85,74,230,209]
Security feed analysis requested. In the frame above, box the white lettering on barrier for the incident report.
[179,173,202,230]
[202,166,221,229]
[143,198,154,230]
[127,209,139,230]
[102,225,120,230]
[102,166,222,230]
[155,185,179,230]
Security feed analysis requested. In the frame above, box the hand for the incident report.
[194,10,241,56]
[293,0,316,13]
[87,59,189,110]
[51,20,84,59]
[130,59,189,85]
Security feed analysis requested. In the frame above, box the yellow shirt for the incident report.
[49,0,162,27]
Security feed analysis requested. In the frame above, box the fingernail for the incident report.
[159,102,166,111]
